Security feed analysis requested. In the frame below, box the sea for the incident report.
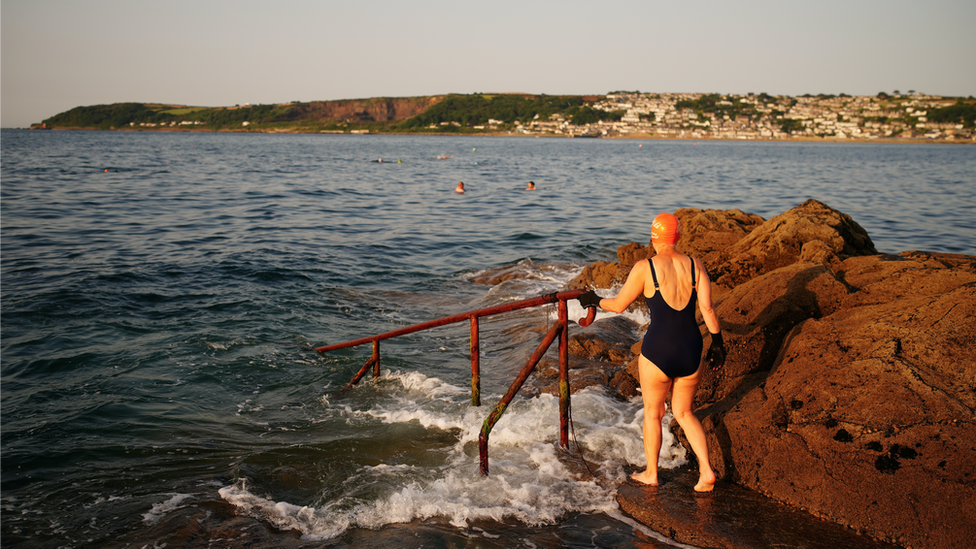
[2,130,974,549]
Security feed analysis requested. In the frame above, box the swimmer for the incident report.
[577,212,726,492]
[455,181,465,193]
[526,181,536,190]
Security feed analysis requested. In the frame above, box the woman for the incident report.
[578,212,726,492]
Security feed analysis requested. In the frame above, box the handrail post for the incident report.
[316,290,599,475]
[470,316,481,407]
[372,339,381,378]
[340,354,377,395]
[558,298,570,449]
[479,319,565,475]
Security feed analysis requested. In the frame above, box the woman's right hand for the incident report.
[577,290,601,309]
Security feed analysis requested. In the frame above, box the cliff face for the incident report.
[560,200,976,549]
[288,96,445,123]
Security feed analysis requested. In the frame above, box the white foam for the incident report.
[223,260,680,540]
[386,370,468,400]
[142,493,194,525]
[220,372,690,541]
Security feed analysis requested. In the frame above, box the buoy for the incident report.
[104,168,109,172]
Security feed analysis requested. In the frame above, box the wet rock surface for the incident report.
[556,200,976,549]
[616,468,901,549]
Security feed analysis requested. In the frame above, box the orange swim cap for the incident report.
[651,213,680,244]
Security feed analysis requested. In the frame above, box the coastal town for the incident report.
[32,91,975,143]
[511,92,974,142]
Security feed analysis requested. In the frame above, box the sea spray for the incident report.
[220,370,686,540]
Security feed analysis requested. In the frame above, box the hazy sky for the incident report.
[3,0,975,128]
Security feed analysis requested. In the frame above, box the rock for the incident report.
[710,199,877,288]
[567,315,639,364]
[673,208,766,268]
[569,260,632,290]
[838,251,976,308]
[609,368,639,399]
[698,262,851,403]
[617,242,650,266]
[529,316,639,399]
[616,468,901,549]
[554,202,975,549]
[707,254,976,549]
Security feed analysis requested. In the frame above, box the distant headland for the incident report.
[30,91,976,143]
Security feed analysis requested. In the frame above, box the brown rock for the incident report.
[698,262,851,403]
[529,316,639,399]
[563,203,976,549]
[838,251,976,308]
[569,260,632,290]
[710,199,877,288]
[616,468,900,549]
[617,242,650,266]
[291,96,444,123]
[713,268,976,549]
[673,208,766,268]
[568,315,638,364]
[609,368,639,399]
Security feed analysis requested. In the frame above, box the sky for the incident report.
[3,0,975,128]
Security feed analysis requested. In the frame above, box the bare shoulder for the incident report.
[627,257,651,285]
[692,256,711,282]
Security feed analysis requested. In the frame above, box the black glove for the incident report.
[706,331,726,370]
[577,290,601,309]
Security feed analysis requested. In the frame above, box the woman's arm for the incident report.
[599,259,649,313]
[695,258,721,334]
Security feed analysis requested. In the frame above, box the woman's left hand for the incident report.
[706,332,726,370]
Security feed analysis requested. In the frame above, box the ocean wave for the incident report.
[220,371,685,540]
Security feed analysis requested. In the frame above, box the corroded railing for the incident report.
[315,290,595,474]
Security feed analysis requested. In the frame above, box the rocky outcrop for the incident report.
[616,468,902,549]
[708,199,878,288]
[710,255,976,549]
[556,200,976,549]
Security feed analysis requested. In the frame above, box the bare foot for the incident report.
[694,471,717,492]
[693,480,715,492]
[630,471,659,486]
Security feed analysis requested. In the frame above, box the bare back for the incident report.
[644,252,695,310]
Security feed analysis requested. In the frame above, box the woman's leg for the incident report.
[632,355,671,485]
[670,368,717,492]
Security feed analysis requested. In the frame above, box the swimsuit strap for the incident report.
[651,257,697,291]
[649,259,660,290]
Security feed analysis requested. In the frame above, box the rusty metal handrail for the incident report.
[315,289,596,475]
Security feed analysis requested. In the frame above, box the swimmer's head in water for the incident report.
[651,213,680,245]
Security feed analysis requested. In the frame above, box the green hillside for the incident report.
[41,94,621,133]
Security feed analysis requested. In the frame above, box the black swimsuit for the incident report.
[640,258,703,378]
